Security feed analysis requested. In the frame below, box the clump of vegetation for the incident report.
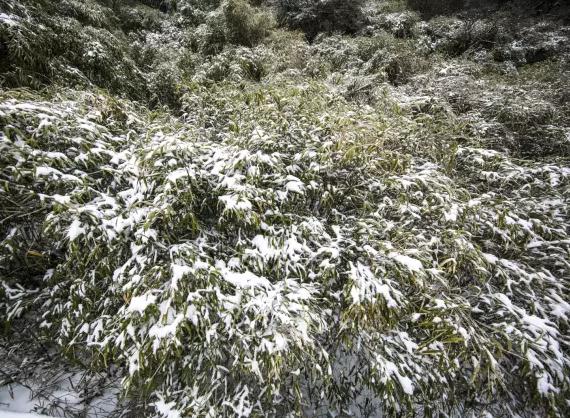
[223,0,274,47]
[274,0,367,41]
[1,0,570,417]
[376,10,421,38]
[414,14,508,57]
[0,0,147,97]
[406,0,465,18]
[191,0,274,55]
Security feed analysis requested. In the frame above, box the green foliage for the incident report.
[422,16,501,56]
[306,32,431,86]
[376,10,421,38]
[262,29,310,73]
[406,0,465,18]
[223,0,274,47]
[275,0,367,41]
[147,64,185,109]
[116,3,163,32]
[0,0,147,98]
[192,0,273,55]
[2,75,570,416]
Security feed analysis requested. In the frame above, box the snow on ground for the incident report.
[0,378,119,418]
[0,384,47,417]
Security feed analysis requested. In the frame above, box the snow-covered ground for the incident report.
[0,384,48,417]
[0,378,119,418]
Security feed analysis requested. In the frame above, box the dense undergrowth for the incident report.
[1,1,569,417]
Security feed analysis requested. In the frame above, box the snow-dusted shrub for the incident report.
[192,0,273,55]
[59,0,119,28]
[190,47,268,82]
[305,31,428,85]
[237,50,268,81]
[223,0,274,47]
[420,16,501,56]
[1,0,570,416]
[0,0,147,98]
[274,0,367,41]
[262,29,310,73]
[492,21,569,66]
[117,3,164,32]
[2,80,570,416]
[136,0,177,13]
[193,9,227,55]
[376,11,421,38]
[307,34,364,73]
[406,0,464,18]
[483,94,569,157]
[382,49,431,85]
[147,64,185,109]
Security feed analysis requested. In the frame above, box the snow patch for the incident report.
[127,293,157,314]
[389,253,423,272]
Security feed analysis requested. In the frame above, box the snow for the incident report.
[0,13,19,26]
[67,219,86,241]
[149,314,184,340]
[0,385,37,415]
[35,166,60,178]
[152,399,181,418]
[285,179,305,194]
[397,374,415,395]
[482,253,498,264]
[382,360,415,395]
[388,253,423,272]
[432,299,447,309]
[251,235,278,260]
[127,293,157,314]
[221,268,271,289]
[170,264,192,290]
[167,168,195,183]
[35,166,80,183]
[349,262,401,308]
[443,204,459,222]
[0,378,119,417]
[523,314,554,336]
[51,194,71,205]
[536,373,558,395]
[551,298,570,318]
[219,194,253,211]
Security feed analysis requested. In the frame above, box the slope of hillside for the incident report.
[1,1,569,417]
